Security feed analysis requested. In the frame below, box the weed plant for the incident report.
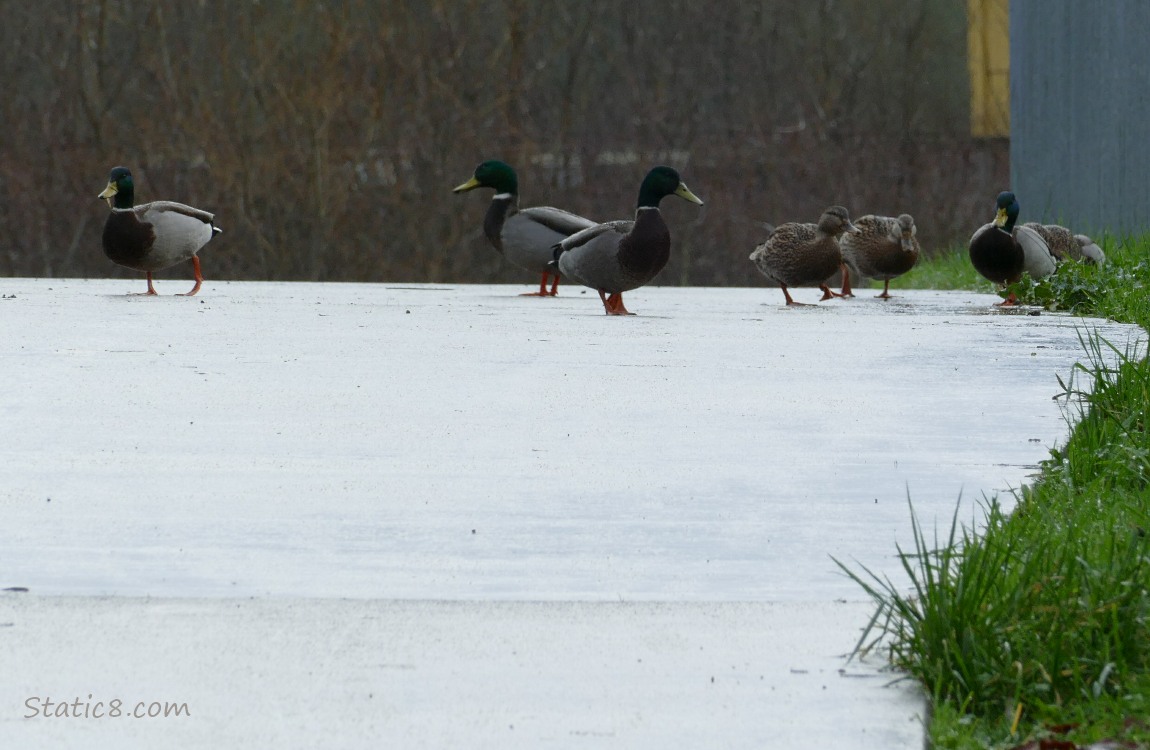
[842,235,1150,747]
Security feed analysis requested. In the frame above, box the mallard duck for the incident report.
[98,167,221,296]
[550,166,704,315]
[749,206,856,306]
[1021,222,1106,264]
[838,213,921,299]
[453,160,597,296]
[968,191,1055,305]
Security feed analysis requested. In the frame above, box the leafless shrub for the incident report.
[0,0,1003,286]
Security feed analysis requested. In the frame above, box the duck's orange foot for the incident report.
[175,257,203,296]
[819,284,847,301]
[600,291,635,315]
[521,272,561,297]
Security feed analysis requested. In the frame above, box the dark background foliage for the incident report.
[0,0,1005,285]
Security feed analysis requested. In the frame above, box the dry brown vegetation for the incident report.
[0,0,1005,286]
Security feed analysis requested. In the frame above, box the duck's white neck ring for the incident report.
[492,193,514,201]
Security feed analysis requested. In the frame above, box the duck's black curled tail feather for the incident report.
[548,242,566,271]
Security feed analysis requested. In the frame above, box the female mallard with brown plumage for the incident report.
[968,191,1055,305]
[839,213,921,299]
[749,206,856,306]
[453,160,597,296]
[98,166,221,296]
[1021,222,1106,265]
[550,166,704,315]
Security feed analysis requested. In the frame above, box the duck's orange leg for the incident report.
[177,256,203,297]
[546,273,560,296]
[876,280,893,299]
[131,272,159,296]
[782,285,813,306]
[837,263,855,297]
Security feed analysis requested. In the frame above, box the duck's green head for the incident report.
[637,166,704,209]
[453,160,518,196]
[98,166,135,209]
[993,191,1019,231]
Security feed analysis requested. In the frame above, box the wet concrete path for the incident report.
[0,280,1142,747]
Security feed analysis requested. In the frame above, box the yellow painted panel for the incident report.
[968,0,1010,137]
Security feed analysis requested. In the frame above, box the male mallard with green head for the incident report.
[1021,222,1106,265]
[550,166,704,315]
[98,166,221,296]
[968,191,1055,305]
[839,213,921,299]
[749,206,856,306]
[453,160,597,296]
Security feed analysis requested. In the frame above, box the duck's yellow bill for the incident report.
[452,177,482,193]
[674,183,704,206]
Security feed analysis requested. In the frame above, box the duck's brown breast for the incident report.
[102,210,156,270]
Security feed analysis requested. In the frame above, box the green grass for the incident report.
[840,235,1150,748]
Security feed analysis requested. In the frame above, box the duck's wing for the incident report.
[518,206,597,236]
[1074,234,1106,264]
[552,220,633,255]
[140,200,217,226]
[1014,224,1056,279]
[552,220,634,289]
[134,201,219,265]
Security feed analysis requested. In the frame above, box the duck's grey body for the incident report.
[103,201,219,273]
[488,200,597,276]
[556,213,669,295]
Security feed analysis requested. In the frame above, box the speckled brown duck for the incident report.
[749,206,856,306]
[1021,222,1106,265]
[98,167,221,296]
[839,213,921,299]
[968,191,1056,305]
[453,160,597,296]
[551,166,704,315]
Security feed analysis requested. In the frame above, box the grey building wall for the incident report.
[1011,0,1150,236]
